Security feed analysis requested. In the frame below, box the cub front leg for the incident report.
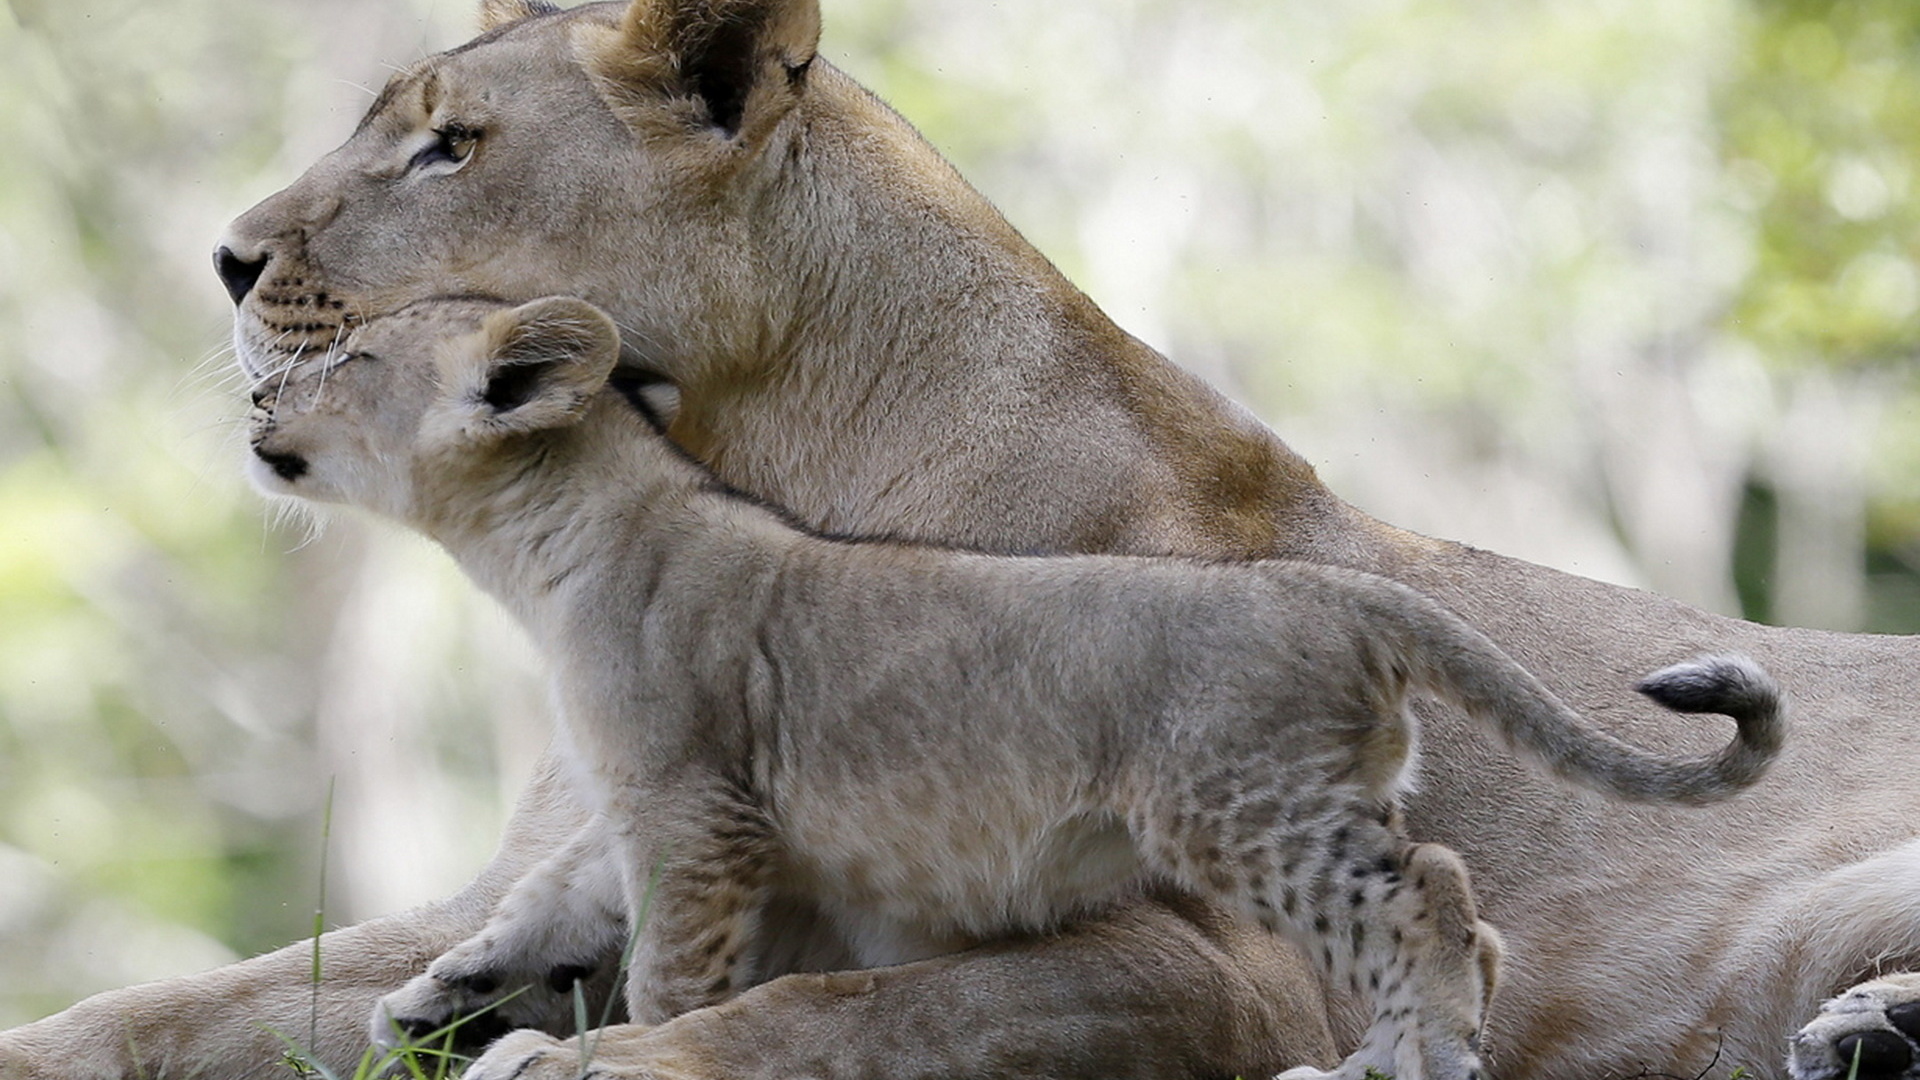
[609,779,776,1024]
[372,816,628,1055]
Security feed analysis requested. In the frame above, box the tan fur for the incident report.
[4,0,1917,1078]
[480,0,561,32]
[248,297,1777,1080]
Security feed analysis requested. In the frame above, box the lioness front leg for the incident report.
[461,888,1337,1080]
[1789,975,1920,1080]
[372,815,628,1055]
[0,752,593,1080]
[0,906,472,1080]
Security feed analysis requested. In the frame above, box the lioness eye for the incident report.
[411,124,479,171]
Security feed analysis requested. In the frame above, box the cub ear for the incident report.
[455,297,621,436]
[478,0,560,32]
[585,0,821,139]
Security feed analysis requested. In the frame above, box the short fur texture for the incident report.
[249,297,1779,1080]
[1791,976,1920,1080]
[3,1,1916,1078]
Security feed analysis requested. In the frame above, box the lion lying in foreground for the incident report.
[247,295,1783,1080]
[3,0,1918,1077]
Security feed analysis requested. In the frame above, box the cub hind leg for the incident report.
[1397,843,1503,1079]
[1291,834,1495,1080]
[1136,783,1499,1080]
[1277,835,1497,1080]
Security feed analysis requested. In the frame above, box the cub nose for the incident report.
[214,245,268,305]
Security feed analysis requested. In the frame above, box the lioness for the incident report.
[247,294,1783,1080]
[2,0,1916,1077]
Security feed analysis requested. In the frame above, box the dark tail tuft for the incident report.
[1635,654,1788,791]
[1637,655,1779,719]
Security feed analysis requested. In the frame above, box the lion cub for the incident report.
[246,296,1784,1080]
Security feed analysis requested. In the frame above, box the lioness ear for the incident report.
[457,298,621,436]
[479,0,560,32]
[588,0,821,139]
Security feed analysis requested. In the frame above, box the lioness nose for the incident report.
[214,245,268,305]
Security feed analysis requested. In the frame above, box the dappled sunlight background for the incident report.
[1,0,1915,1026]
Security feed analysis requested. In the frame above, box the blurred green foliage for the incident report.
[1720,0,1920,618]
[1725,0,1919,370]
[0,0,532,1023]
[1,0,313,1022]
[0,0,1913,1028]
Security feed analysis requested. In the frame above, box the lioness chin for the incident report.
[1,0,1916,1078]
[250,295,1782,1080]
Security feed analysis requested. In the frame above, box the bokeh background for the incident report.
[1,0,1915,1028]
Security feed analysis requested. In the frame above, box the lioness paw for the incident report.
[461,1030,570,1080]
[457,1024,700,1080]
[1790,975,1920,1080]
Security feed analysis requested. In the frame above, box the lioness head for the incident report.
[218,0,826,386]
[246,296,620,523]
[221,0,1333,559]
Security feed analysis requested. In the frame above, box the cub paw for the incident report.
[1790,975,1920,1080]
[370,947,610,1056]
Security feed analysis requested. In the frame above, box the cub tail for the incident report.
[1440,645,1789,806]
[1629,654,1787,800]
[1320,568,1787,807]
[1382,583,1790,805]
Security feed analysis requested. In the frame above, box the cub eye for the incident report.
[410,124,479,171]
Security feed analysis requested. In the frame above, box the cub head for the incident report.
[247,295,621,523]
[217,0,823,384]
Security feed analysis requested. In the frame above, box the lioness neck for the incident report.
[413,395,761,635]
[666,63,1430,573]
